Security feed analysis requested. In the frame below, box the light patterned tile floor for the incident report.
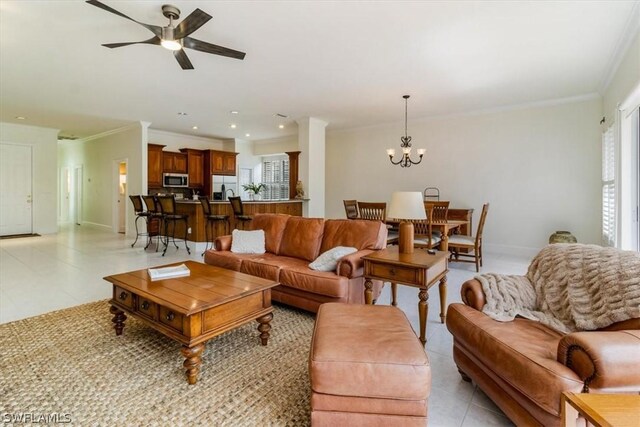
[0,224,526,426]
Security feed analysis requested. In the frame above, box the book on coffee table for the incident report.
[148,263,190,281]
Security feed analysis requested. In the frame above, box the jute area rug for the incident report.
[0,300,315,426]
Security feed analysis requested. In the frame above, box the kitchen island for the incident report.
[171,199,304,245]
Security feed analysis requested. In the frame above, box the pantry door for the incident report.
[0,144,33,236]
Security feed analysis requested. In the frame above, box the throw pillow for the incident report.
[309,246,358,272]
[231,229,266,254]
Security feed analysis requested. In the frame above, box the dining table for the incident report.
[385,219,469,252]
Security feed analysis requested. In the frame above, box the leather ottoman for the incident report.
[309,303,431,426]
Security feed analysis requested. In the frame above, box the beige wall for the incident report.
[603,29,640,119]
[325,98,603,256]
[0,122,59,234]
[252,136,298,156]
[58,124,145,235]
[148,129,226,152]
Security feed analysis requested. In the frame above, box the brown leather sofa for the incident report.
[446,279,640,427]
[204,213,388,313]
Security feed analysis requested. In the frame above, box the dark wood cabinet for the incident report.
[223,153,237,175]
[180,149,204,188]
[147,144,165,188]
[163,152,187,174]
[208,150,238,176]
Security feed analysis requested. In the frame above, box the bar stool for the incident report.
[228,196,253,230]
[199,196,229,255]
[129,195,151,248]
[142,195,163,251]
[156,195,191,256]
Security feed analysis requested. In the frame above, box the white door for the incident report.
[74,166,83,225]
[0,144,32,235]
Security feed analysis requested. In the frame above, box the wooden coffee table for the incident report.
[104,261,279,384]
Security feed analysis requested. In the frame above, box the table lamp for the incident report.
[388,191,427,254]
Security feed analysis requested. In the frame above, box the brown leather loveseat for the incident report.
[446,245,640,426]
[204,213,387,313]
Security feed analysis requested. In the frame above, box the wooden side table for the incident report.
[562,392,640,427]
[362,247,448,345]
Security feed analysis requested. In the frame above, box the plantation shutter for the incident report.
[261,157,289,200]
[602,124,616,247]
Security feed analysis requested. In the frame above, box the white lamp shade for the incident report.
[387,192,426,220]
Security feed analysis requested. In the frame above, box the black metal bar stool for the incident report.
[199,196,229,255]
[228,196,253,230]
[156,195,191,256]
[129,195,151,248]
[142,195,163,251]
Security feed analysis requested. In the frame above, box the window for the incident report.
[602,124,616,247]
[262,156,289,200]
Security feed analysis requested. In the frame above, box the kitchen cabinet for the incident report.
[163,152,187,174]
[180,148,204,188]
[207,150,238,176]
[147,144,166,188]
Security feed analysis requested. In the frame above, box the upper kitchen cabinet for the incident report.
[208,150,238,176]
[147,144,166,188]
[163,151,187,174]
[180,148,204,188]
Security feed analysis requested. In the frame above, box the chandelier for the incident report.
[386,95,425,167]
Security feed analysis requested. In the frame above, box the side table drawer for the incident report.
[369,263,418,284]
[159,306,183,332]
[114,286,134,309]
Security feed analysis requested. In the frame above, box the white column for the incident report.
[297,117,328,217]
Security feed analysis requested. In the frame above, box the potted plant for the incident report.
[242,183,266,200]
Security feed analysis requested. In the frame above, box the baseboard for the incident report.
[483,243,541,259]
[81,221,112,231]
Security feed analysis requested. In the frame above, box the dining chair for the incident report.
[358,202,386,221]
[199,196,229,255]
[156,195,191,256]
[343,200,359,219]
[228,196,253,230]
[448,203,489,272]
[412,207,442,250]
[425,200,450,239]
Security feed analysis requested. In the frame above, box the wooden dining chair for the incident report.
[343,200,359,219]
[412,207,442,250]
[358,202,386,221]
[425,201,450,222]
[448,203,489,272]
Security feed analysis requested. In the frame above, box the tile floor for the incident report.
[0,224,529,426]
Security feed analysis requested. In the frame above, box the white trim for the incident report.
[81,221,111,231]
[77,123,140,143]
[599,2,640,94]
[327,93,602,135]
[148,128,225,145]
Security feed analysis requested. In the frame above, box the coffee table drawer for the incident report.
[114,286,134,309]
[137,297,157,320]
[159,306,183,332]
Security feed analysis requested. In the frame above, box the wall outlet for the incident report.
[187,227,192,234]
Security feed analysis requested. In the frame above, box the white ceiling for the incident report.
[0,0,637,141]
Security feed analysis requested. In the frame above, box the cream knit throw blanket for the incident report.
[476,244,640,333]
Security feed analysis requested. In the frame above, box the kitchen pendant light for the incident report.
[387,95,425,168]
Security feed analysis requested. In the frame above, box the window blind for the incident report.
[262,158,289,200]
[602,124,616,246]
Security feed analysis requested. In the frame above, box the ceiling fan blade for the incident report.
[173,49,194,70]
[86,0,163,38]
[183,37,246,60]
[102,36,161,49]
[174,9,212,39]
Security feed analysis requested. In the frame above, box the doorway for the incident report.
[0,144,33,236]
[60,167,71,224]
[114,160,127,234]
[73,166,83,225]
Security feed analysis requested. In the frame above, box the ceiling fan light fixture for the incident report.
[161,38,182,51]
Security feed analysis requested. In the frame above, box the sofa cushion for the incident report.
[250,213,290,254]
[320,219,388,254]
[446,303,583,416]
[203,250,259,271]
[310,303,431,400]
[240,253,305,281]
[278,217,325,261]
[280,262,349,298]
[309,246,358,272]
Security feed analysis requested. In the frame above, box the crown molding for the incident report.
[599,1,640,94]
[148,128,225,144]
[78,122,141,143]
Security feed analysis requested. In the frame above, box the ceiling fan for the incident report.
[86,0,246,70]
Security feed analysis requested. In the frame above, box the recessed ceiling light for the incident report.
[230,123,237,129]
[245,133,251,137]
[278,124,285,129]
[192,126,198,130]
[230,110,239,115]
[177,112,188,116]
[15,116,26,120]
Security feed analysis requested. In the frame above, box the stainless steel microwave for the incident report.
[163,173,189,188]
